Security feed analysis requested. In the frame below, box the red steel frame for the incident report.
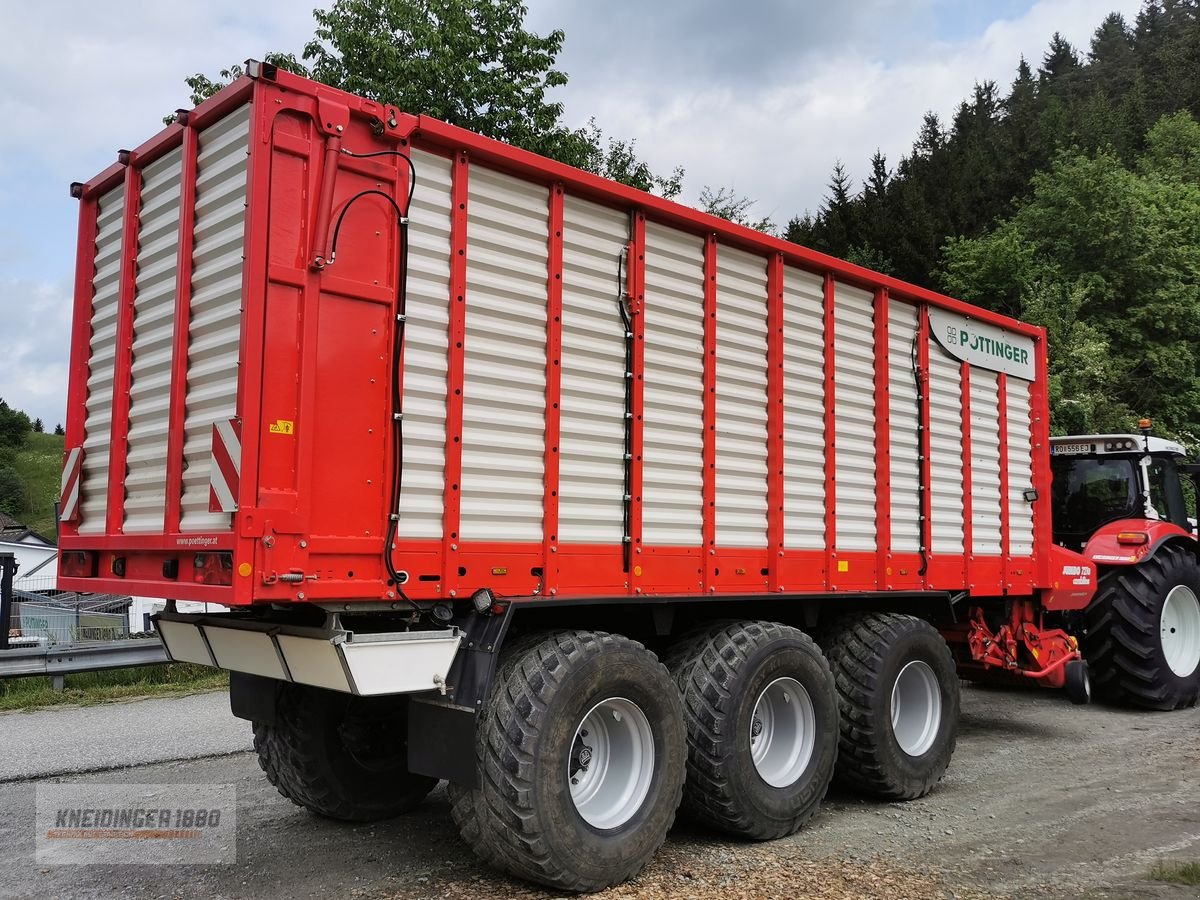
[702,234,718,591]
[961,363,975,590]
[628,212,647,594]
[59,67,1087,613]
[103,162,143,534]
[917,306,933,587]
[822,275,838,590]
[162,121,200,535]
[541,184,565,596]
[998,374,1012,588]
[873,289,891,589]
[765,254,785,592]
[441,150,470,597]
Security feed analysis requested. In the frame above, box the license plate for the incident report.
[1051,443,1092,455]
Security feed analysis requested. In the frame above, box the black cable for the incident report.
[911,331,929,577]
[327,150,429,620]
[616,235,633,573]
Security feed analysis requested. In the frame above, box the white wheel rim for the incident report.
[1161,585,1200,678]
[891,660,942,757]
[568,697,655,830]
[749,677,816,788]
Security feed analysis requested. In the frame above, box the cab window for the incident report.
[1146,457,1189,528]
[1051,457,1139,538]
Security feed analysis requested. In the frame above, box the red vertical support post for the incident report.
[960,362,974,592]
[917,305,932,586]
[873,288,891,590]
[701,234,718,592]
[61,187,100,537]
[105,159,143,534]
[628,212,646,594]
[64,192,100,454]
[163,121,200,534]
[234,87,277,547]
[765,253,785,591]
[822,274,837,589]
[1030,333,1053,586]
[998,372,1011,591]
[541,184,565,597]
[442,150,470,595]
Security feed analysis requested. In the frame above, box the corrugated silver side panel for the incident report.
[715,246,769,548]
[180,104,250,532]
[559,196,627,544]
[1006,378,1035,556]
[123,147,183,532]
[460,166,547,542]
[928,343,965,554]
[398,149,453,539]
[888,300,920,552]
[78,185,125,534]
[643,222,704,546]
[833,283,876,552]
[781,269,825,550]
[970,370,1003,556]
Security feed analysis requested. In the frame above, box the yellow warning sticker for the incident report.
[268,419,295,435]
[837,560,849,573]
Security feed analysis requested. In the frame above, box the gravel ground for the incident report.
[0,691,252,782]
[0,684,1196,900]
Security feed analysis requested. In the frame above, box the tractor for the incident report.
[1051,422,1200,709]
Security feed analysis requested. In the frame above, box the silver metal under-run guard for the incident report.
[153,611,462,696]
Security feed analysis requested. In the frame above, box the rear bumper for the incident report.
[154,611,462,696]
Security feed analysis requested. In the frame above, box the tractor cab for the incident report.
[1049,429,1194,553]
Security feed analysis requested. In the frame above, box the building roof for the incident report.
[0,512,54,546]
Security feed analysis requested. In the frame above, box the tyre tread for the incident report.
[823,612,957,801]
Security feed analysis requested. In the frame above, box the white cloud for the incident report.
[537,0,1143,220]
[0,0,1145,427]
[0,1,315,182]
[0,278,73,428]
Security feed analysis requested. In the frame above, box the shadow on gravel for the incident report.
[956,710,1063,738]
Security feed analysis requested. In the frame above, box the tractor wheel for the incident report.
[448,630,686,893]
[1064,659,1092,705]
[252,683,436,821]
[820,613,960,801]
[665,621,838,840]
[1083,544,1200,710]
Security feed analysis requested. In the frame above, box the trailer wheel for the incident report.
[448,630,686,893]
[665,621,838,840]
[252,683,436,822]
[1064,659,1091,705]
[821,613,959,801]
[1083,544,1200,710]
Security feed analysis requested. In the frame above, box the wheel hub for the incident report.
[748,677,816,788]
[1161,584,1200,678]
[569,733,594,779]
[567,697,655,830]
[891,660,942,757]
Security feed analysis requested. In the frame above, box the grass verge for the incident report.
[9,430,65,540]
[1149,860,1200,886]
[0,663,228,712]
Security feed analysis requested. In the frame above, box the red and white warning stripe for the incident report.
[60,447,83,523]
[208,418,242,513]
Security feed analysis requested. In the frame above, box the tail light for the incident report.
[194,552,234,585]
[60,550,97,578]
[1116,532,1149,546]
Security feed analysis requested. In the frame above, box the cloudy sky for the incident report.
[0,0,1139,428]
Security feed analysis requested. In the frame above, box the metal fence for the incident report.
[14,602,129,645]
[0,552,169,684]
